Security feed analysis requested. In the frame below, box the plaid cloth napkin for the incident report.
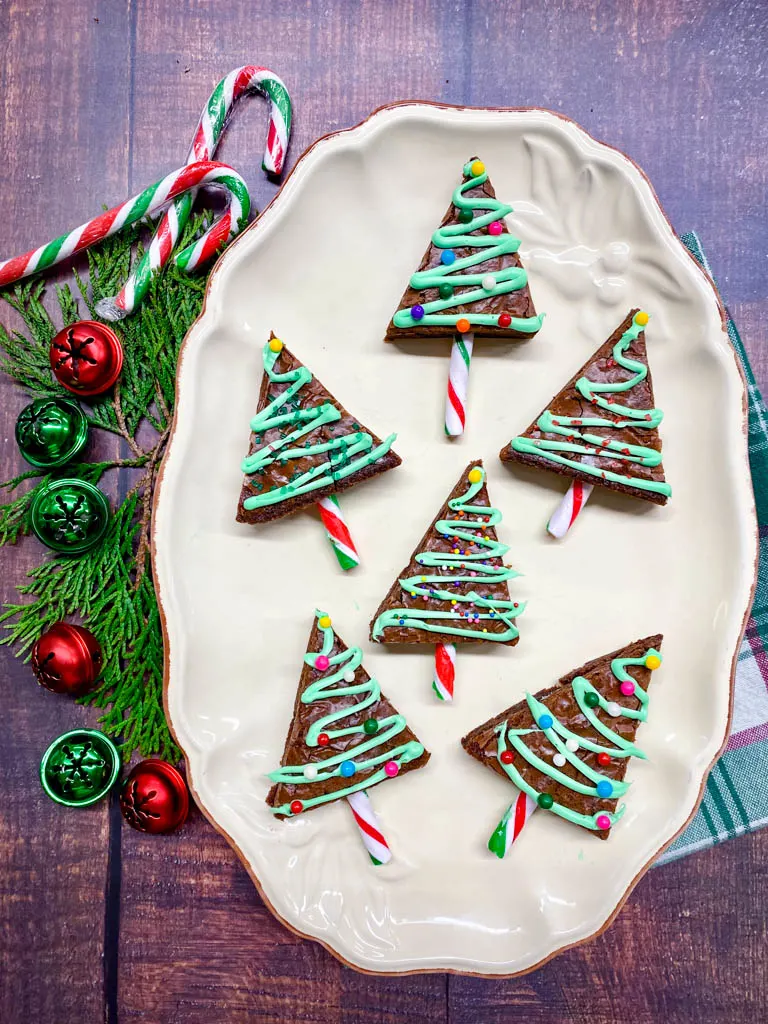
[657,232,767,864]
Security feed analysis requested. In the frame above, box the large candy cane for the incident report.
[346,791,392,866]
[547,479,594,539]
[0,161,250,291]
[98,65,292,321]
[433,642,456,702]
[488,788,537,858]
[316,494,361,571]
[444,331,474,437]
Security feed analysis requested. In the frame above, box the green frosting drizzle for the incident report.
[392,160,544,335]
[268,610,424,817]
[242,343,397,510]
[495,647,662,831]
[371,465,524,642]
[510,314,671,498]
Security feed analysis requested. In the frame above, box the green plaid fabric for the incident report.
[657,233,768,864]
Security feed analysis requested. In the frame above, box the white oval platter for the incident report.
[153,103,756,975]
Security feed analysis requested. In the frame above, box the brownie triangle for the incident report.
[237,333,401,524]
[267,613,430,818]
[500,310,670,506]
[461,635,663,840]
[385,157,542,342]
[370,459,523,647]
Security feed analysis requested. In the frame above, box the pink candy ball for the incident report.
[596,814,611,831]
[620,681,635,696]
[488,221,503,236]
[315,655,330,671]
[384,760,399,778]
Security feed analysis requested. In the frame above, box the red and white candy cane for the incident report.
[316,494,360,571]
[432,642,456,702]
[444,330,474,437]
[346,790,392,866]
[487,788,537,858]
[0,161,249,293]
[547,479,594,539]
[98,65,292,320]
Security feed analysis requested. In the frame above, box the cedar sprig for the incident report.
[0,213,211,761]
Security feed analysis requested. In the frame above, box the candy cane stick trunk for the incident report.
[316,494,360,571]
[444,332,474,437]
[432,642,456,702]
[547,479,594,539]
[488,788,537,858]
[346,790,392,866]
[99,65,292,320]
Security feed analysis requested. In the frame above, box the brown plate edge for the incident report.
[150,99,759,979]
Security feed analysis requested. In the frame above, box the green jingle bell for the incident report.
[40,728,121,807]
[15,397,88,468]
[30,478,110,554]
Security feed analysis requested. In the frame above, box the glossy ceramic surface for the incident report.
[153,104,756,974]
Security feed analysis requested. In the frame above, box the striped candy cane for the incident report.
[488,788,538,858]
[316,494,360,570]
[0,161,250,292]
[346,790,392,866]
[99,65,292,321]
[432,642,456,702]
[547,479,594,539]
[444,332,474,437]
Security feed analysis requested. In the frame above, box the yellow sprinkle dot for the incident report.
[470,159,485,177]
[421,575,426,582]
[451,600,457,605]
[269,337,284,353]
[482,628,488,633]
[634,311,649,327]
[645,654,661,670]
[318,615,331,629]
[468,468,483,484]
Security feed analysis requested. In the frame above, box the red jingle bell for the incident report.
[119,759,189,834]
[50,320,123,396]
[31,622,103,696]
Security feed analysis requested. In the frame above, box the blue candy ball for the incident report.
[340,760,356,778]
[596,780,613,798]
[538,714,554,730]
[441,249,456,265]
[411,304,425,320]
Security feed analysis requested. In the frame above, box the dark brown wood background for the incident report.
[0,2,766,1021]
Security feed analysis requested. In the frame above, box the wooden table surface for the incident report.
[0,2,766,1021]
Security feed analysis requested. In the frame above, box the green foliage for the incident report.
[0,216,210,762]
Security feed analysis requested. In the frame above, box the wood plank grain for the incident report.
[0,2,132,1022]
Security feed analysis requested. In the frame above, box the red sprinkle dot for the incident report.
[500,751,514,765]
[318,733,330,746]
[597,752,612,766]
[290,800,304,815]
[498,312,512,328]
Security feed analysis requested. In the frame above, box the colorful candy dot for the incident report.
[468,467,483,484]
[315,655,330,672]
[500,750,514,765]
[458,208,473,224]
[318,615,332,629]
[538,714,554,730]
[597,752,612,767]
[290,800,304,814]
[553,753,567,768]
[439,282,454,298]
[318,733,330,747]
[498,312,512,327]
[268,337,283,353]
[584,692,600,709]
[441,249,456,265]
[470,159,485,177]
[605,701,622,718]
[343,671,356,683]
[596,814,611,830]
[411,304,425,320]
[538,793,554,810]
[645,653,662,670]
[488,220,503,236]
[566,737,580,752]
[340,760,356,778]
[363,718,379,735]
[482,274,497,292]
[634,311,649,327]
[596,781,613,799]
[384,760,399,777]
[456,317,471,334]
[620,681,635,696]
[304,765,318,781]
